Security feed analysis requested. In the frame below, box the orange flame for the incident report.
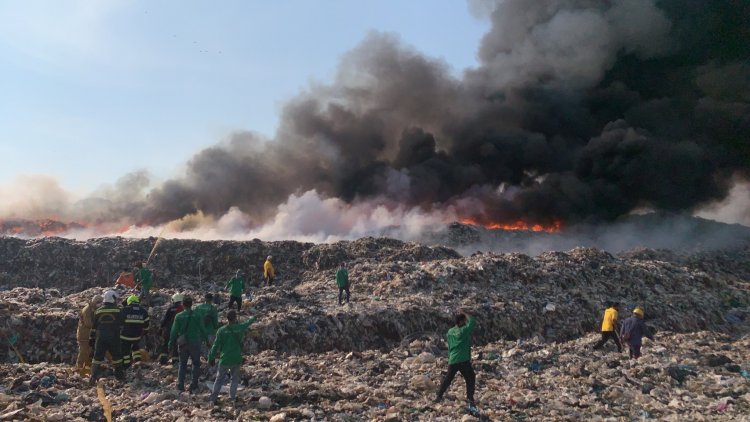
[0,218,132,237]
[459,218,562,233]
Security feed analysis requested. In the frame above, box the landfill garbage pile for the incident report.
[0,329,748,421]
[1,237,748,365]
[417,214,750,256]
[0,236,460,293]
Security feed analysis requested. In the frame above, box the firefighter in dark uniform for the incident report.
[158,293,184,365]
[90,290,125,384]
[120,295,150,369]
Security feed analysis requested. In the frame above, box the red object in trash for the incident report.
[115,271,135,289]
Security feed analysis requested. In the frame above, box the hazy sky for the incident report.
[0,1,488,193]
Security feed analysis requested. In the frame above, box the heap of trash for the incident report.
[0,234,749,420]
[0,330,748,421]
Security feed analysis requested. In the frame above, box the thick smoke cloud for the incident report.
[137,0,749,229]
[9,0,746,234]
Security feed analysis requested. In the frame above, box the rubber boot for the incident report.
[89,364,101,386]
[114,365,126,382]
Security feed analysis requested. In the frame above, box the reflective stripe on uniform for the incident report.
[124,320,146,324]
[93,357,123,364]
[120,335,142,341]
[95,308,120,315]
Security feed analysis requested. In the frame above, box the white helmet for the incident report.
[171,293,184,303]
[102,290,118,303]
[267,255,272,260]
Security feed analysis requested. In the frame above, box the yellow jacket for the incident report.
[264,260,275,278]
[601,307,618,332]
[76,302,97,341]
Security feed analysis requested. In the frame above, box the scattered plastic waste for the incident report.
[667,365,697,384]
[0,236,747,420]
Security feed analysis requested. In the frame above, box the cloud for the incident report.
[0,1,126,66]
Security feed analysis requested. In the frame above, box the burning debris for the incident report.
[1,0,750,420]
[2,1,750,236]
[0,219,84,238]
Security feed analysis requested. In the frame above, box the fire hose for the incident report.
[96,382,113,422]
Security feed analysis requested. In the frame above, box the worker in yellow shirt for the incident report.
[263,255,275,286]
[593,301,622,353]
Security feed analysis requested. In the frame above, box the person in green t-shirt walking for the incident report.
[208,310,257,405]
[335,263,350,305]
[435,311,478,415]
[168,296,209,393]
[226,270,245,312]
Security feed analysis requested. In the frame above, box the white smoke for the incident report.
[55,190,457,243]
[696,180,750,227]
[0,175,73,219]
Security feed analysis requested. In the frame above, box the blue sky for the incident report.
[0,1,488,193]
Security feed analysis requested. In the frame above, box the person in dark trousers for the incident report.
[435,311,478,416]
[158,293,184,365]
[195,293,220,375]
[620,307,654,359]
[593,302,622,352]
[336,263,350,305]
[169,295,209,393]
[120,295,150,369]
[208,310,257,405]
[89,290,125,384]
[226,270,245,312]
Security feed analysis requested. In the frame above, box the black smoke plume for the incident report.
[138,0,750,228]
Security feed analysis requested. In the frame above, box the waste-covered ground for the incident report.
[1,234,749,420]
[0,331,748,421]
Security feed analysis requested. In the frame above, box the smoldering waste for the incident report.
[0,236,749,420]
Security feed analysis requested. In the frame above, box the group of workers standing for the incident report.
[75,290,150,383]
[76,255,651,414]
[74,255,357,405]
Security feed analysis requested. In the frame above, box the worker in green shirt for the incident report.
[134,261,153,305]
[336,262,350,305]
[226,270,245,312]
[194,293,219,337]
[435,311,478,415]
[194,293,220,364]
[208,310,257,405]
[168,296,209,393]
